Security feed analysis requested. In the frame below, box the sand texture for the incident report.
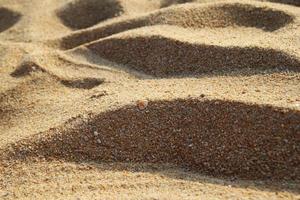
[0,0,299,199]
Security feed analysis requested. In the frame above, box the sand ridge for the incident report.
[0,0,300,199]
[57,0,299,49]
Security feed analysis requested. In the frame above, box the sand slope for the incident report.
[0,0,299,199]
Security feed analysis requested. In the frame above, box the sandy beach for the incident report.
[0,0,299,199]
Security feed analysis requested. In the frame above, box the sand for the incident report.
[0,0,299,199]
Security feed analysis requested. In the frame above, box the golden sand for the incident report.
[0,0,299,199]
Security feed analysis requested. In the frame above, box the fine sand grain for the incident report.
[0,0,299,199]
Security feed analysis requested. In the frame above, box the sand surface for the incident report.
[0,0,299,199]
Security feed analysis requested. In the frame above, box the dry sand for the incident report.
[0,0,299,199]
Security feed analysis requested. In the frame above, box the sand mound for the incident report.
[0,7,21,33]
[59,2,293,49]
[57,0,123,30]
[5,98,300,180]
[87,35,300,77]
[9,59,103,89]
[10,61,46,78]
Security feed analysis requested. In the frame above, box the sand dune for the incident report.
[87,33,300,77]
[4,99,300,180]
[58,2,295,49]
[0,0,299,199]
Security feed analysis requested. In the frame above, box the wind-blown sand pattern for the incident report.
[0,0,299,199]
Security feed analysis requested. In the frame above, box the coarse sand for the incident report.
[0,0,299,199]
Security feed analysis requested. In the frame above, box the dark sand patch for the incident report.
[0,7,21,33]
[57,0,123,30]
[61,78,104,89]
[88,36,300,77]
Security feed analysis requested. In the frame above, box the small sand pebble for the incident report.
[137,100,148,110]
[96,139,101,144]
[93,131,99,136]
